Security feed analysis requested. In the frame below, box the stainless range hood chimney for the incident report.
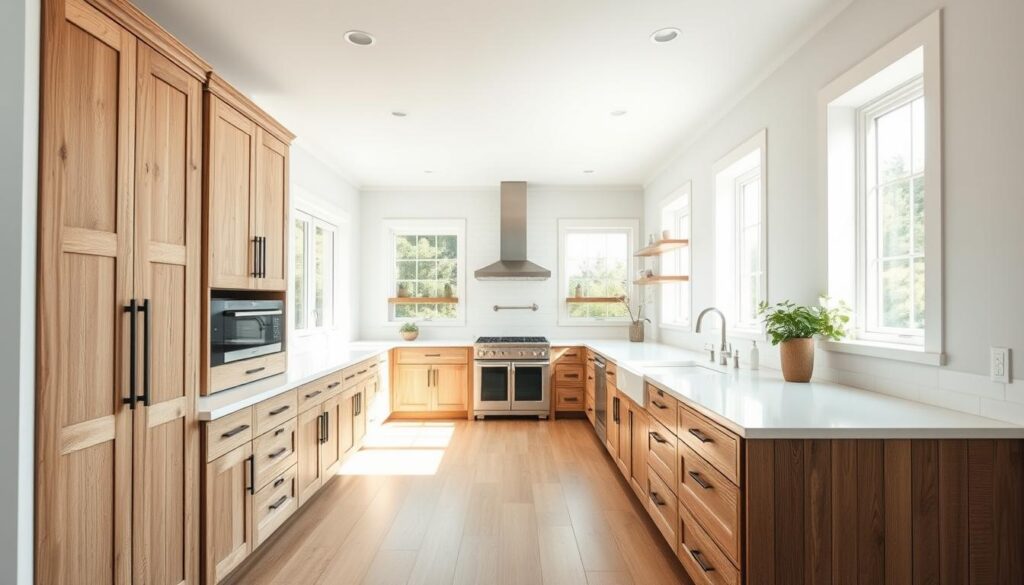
[474,181,551,280]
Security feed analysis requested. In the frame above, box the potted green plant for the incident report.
[399,321,419,341]
[758,299,849,382]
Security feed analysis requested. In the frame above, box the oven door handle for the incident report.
[223,309,283,317]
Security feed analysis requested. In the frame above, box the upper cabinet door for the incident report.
[253,128,289,290]
[206,95,257,289]
[36,1,137,582]
[132,42,201,585]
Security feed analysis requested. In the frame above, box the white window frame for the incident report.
[820,10,943,365]
[659,183,692,330]
[382,218,467,327]
[557,218,640,326]
[713,129,767,336]
[292,208,339,335]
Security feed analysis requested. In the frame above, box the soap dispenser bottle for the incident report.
[750,341,760,370]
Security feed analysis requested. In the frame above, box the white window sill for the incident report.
[387,320,465,328]
[658,322,692,332]
[819,338,945,366]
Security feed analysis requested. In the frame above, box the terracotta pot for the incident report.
[779,338,815,382]
[401,330,419,341]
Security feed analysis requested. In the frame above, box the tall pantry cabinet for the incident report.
[36,0,208,583]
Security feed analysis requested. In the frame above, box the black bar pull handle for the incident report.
[252,237,260,277]
[689,549,715,573]
[268,495,288,511]
[139,299,151,406]
[689,470,712,490]
[123,299,138,409]
[688,428,712,444]
[649,490,666,507]
[305,390,323,399]
[247,453,255,495]
[329,381,343,388]
[649,431,669,444]
[268,447,287,459]
[269,405,290,416]
[651,400,668,410]
[323,412,329,443]
[259,236,267,278]
[221,424,250,438]
[246,366,266,375]
[273,477,285,488]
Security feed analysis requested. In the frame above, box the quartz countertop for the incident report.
[200,338,1024,438]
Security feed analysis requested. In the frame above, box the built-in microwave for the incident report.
[210,299,284,366]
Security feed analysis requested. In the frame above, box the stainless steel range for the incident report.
[473,336,551,418]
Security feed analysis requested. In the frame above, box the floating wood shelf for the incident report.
[388,297,459,304]
[633,275,690,285]
[635,239,690,257]
[565,296,626,304]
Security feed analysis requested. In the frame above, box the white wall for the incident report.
[290,143,362,348]
[644,0,1024,424]
[0,0,38,582]
[360,186,644,341]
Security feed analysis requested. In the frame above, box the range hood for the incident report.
[474,181,551,280]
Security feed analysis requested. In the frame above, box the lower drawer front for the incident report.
[646,465,678,549]
[646,384,679,434]
[395,347,467,365]
[556,387,585,411]
[678,441,741,565]
[677,505,740,585]
[253,418,298,490]
[647,418,678,491]
[210,352,287,394]
[254,464,298,547]
[297,372,343,413]
[205,408,253,463]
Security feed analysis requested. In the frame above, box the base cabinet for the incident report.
[392,349,470,414]
[204,444,254,585]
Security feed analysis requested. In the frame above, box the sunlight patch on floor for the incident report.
[338,421,455,476]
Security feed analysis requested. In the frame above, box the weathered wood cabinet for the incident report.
[36,0,206,582]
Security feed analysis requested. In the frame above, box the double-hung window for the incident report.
[293,210,336,331]
[558,219,638,324]
[714,129,767,333]
[385,219,466,324]
[859,81,925,340]
[822,11,942,362]
[659,185,692,328]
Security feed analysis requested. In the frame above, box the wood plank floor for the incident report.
[227,418,691,585]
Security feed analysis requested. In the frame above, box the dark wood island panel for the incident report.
[745,439,1023,585]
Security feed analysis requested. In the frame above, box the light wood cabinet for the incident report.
[606,385,621,460]
[37,1,205,583]
[393,364,432,411]
[295,406,324,505]
[552,346,585,414]
[204,75,293,292]
[629,405,649,501]
[203,443,254,585]
[434,364,468,410]
[320,394,344,479]
[393,353,469,413]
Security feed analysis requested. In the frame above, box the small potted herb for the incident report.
[758,298,849,382]
[399,322,419,341]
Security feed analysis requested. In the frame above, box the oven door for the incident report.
[474,361,511,412]
[510,361,550,412]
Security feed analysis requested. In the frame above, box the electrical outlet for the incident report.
[991,347,1010,383]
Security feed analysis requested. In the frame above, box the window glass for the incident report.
[293,212,335,331]
[293,218,307,330]
[392,234,459,321]
[564,230,630,320]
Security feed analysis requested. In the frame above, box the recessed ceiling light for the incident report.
[345,30,376,46]
[650,27,681,44]
[391,111,407,117]
[610,110,628,117]
[583,170,595,174]
[424,170,433,174]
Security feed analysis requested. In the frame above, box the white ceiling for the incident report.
[135,0,849,187]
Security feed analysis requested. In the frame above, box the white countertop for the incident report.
[200,337,1024,438]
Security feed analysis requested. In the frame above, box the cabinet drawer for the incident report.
[585,391,596,424]
[253,389,297,436]
[341,358,376,388]
[205,408,253,463]
[646,384,679,434]
[556,388,585,411]
[677,505,740,585]
[254,464,298,548]
[210,352,287,394]
[647,418,678,491]
[678,404,741,485]
[395,347,467,365]
[554,346,583,363]
[554,364,585,385]
[253,418,297,490]
[646,464,678,549]
[297,372,343,413]
[678,441,741,565]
